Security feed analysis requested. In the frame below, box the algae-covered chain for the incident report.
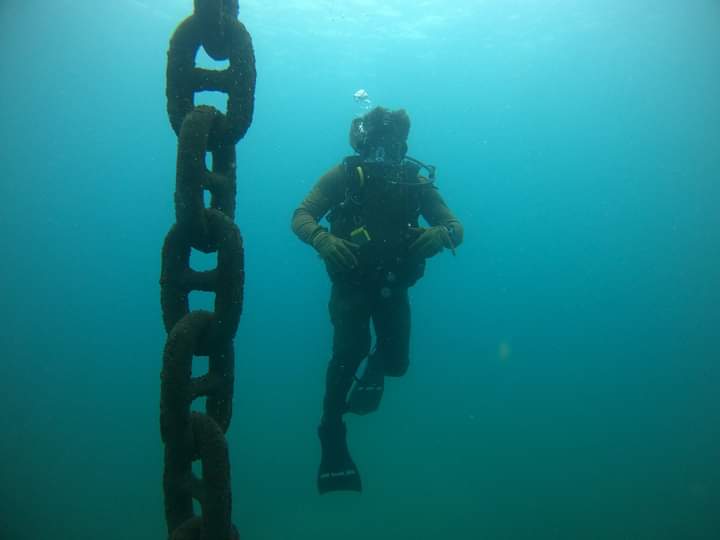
[159,1,255,538]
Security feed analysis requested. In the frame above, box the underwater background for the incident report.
[1,0,719,538]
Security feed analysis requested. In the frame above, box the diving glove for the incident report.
[409,225,455,259]
[312,231,359,271]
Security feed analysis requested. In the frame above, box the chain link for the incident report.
[161,1,255,538]
[167,0,256,147]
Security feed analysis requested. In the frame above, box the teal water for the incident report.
[1,1,719,538]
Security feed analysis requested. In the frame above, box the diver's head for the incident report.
[349,106,410,164]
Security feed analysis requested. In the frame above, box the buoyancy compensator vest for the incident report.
[325,155,436,287]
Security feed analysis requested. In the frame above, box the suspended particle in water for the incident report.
[498,341,511,362]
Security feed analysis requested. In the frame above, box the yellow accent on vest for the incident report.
[356,166,365,188]
[350,225,371,245]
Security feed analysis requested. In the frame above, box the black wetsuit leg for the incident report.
[372,287,411,377]
[346,285,411,415]
[318,281,370,493]
[323,281,372,423]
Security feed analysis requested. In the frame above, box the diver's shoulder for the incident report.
[314,162,351,199]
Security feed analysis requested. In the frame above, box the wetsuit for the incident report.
[292,161,464,424]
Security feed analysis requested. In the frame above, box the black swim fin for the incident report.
[317,420,362,494]
[347,355,384,415]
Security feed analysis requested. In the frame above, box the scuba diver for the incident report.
[291,106,464,494]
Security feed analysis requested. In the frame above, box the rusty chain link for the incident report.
[160,1,255,538]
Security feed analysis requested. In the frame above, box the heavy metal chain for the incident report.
[160,1,256,538]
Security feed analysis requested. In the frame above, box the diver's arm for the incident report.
[420,187,464,248]
[291,165,346,244]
